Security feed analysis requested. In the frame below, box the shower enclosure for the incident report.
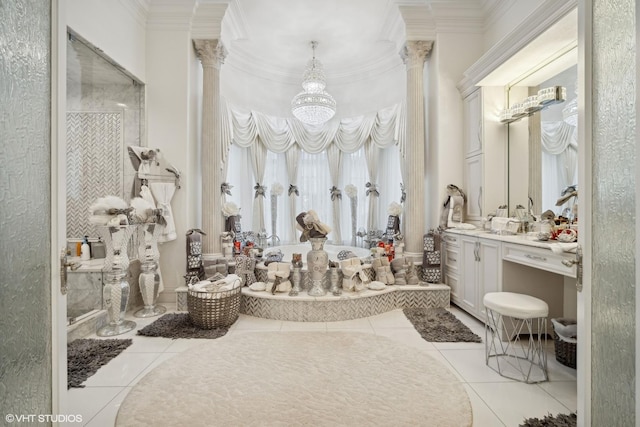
[65,30,145,332]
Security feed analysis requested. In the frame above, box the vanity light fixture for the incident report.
[523,95,544,114]
[499,85,566,124]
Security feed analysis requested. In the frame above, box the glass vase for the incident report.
[98,225,136,272]
[307,237,328,296]
[329,266,341,296]
[135,261,166,318]
[134,223,166,317]
[97,270,136,336]
[289,266,302,296]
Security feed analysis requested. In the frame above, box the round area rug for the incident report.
[116,332,472,427]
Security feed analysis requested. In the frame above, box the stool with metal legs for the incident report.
[484,292,549,384]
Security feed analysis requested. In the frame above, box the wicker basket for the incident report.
[187,286,242,329]
[553,333,577,369]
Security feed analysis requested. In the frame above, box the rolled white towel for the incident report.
[188,280,213,292]
[549,242,578,254]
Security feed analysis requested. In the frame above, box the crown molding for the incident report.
[118,0,150,28]
[221,0,248,41]
[191,3,227,39]
[147,0,196,31]
[398,5,436,39]
[457,0,577,97]
[434,17,484,34]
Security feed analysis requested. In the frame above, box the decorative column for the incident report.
[400,40,433,256]
[194,39,226,254]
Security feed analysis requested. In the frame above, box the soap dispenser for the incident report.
[81,236,91,261]
[92,237,106,259]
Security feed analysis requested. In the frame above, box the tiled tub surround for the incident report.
[239,285,450,321]
[178,258,448,320]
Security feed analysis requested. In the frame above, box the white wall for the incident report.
[427,31,485,228]
[146,27,198,302]
[66,0,146,82]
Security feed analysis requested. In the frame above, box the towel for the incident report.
[189,274,242,293]
[549,242,578,254]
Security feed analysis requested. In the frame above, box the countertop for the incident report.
[67,257,106,272]
[443,228,578,252]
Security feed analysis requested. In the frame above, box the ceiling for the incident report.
[220,0,404,84]
[68,0,496,118]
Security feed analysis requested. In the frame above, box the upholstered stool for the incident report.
[483,292,549,383]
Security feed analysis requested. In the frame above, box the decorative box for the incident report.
[423,250,441,266]
[423,235,435,252]
[422,267,441,284]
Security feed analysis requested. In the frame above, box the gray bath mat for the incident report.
[68,338,132,388]
[137,313,229,339]
[520,412,577,426]
[403,307,482,343]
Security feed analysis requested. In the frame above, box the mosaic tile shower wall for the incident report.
[66,111,123,238]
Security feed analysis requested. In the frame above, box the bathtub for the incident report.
[262,243,370,263]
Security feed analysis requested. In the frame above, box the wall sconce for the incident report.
[499,86,566,124]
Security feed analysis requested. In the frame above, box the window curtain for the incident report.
[227,102,402,154]
[541,121,578,212]
[224,101,405,244]
[397,103,407,236]
[220,102,233,205]
[250,139,268,232]
[285,145,300,241]
[326,143,343,244]
[364,140,380,231]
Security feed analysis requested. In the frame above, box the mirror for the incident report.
[505,13,578,220]
[508,61,578,220]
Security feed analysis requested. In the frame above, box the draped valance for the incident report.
[225,102,405,154]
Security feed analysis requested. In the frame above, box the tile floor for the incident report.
[66,304,577,427]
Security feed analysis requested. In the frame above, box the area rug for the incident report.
[116,332,472,427]
[67,338,132,388]
[403,307,482,343]
[520,412,577,426]
[136,313,229,339]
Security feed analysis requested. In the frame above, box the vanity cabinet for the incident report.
[444,230,576,326]
[442,233,461,302]
[461,87,508,225]
[459,235,501,321]
[444,232,501,321]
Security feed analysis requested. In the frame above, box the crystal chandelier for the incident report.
[291,41,336,125]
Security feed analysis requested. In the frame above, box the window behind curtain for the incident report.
[226,144,402,245]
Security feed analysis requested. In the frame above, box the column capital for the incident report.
[193,39,227,68]
[400,40,434,68]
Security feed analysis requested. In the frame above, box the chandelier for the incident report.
[291,41,336,125]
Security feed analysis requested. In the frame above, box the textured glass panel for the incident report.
[591,0,636,424]
[0,0,52,418]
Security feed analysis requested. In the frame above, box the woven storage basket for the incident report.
[187,286,241,329]
[553,333,577,369]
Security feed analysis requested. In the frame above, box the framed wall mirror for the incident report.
[505,10,578,220]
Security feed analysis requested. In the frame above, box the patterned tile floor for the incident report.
[65,304,576,427]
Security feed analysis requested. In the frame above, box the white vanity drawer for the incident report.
[442,233,460,248]
[502,243,577,278]
[444,248,460,273]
